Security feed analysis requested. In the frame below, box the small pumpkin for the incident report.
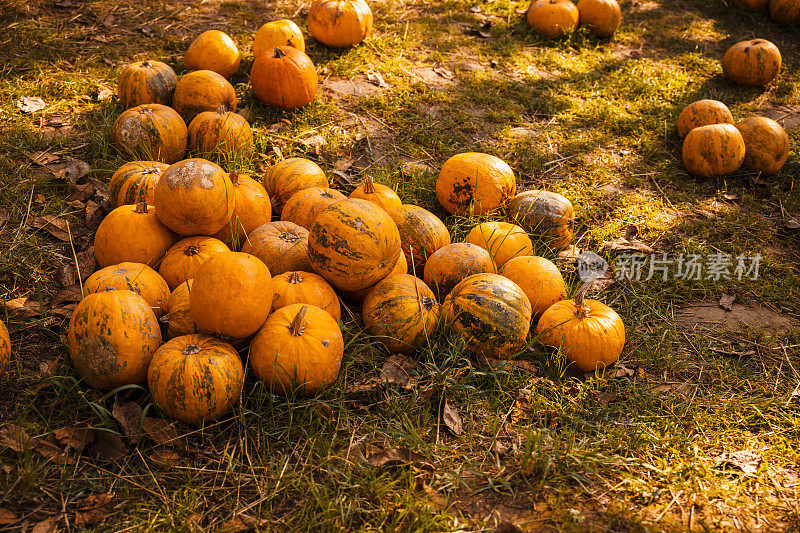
[349,176,402,211]
[211,171,272,248]
[506,190,575,250]
[682,124,746,177]
[68,290,162,390]
[94,202,179,268]
[576,0,621,37]
[148,334,244,425]
[250,304,344,394]
[722,39,782,87]
[362,274,439,354]
[254,20,306,58]
[423,242,495,298]
[388,204,451,273]
[338,252,407,303]
[281,187,346,229]
[83,262,171,318]
[677,100,734,138]
[465,221,532,269]
[307,0,373,48]
[190,252,273,339]
[153,158,235,236]
[164,280,196,338]
[272,271,341,321]
[770,0,800,23]
[184,30,241,79]
[526,0,580,38]
[117,60,178,109]
[251,46,318,110]
[500,256,566,318]
[109,161,168,207]
[535,283,625,372]
[263,157,329,214]
[0,319,10,376]
[241,221,312,275]
[112,104,187,164]
[172,70,237,122]
[436,152,516,216]
[733,0,770,10]
[159,236,231,290]
[735,117,790,175]
[187,108,254,162]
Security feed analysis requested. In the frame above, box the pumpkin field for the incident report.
[1,0,800,530]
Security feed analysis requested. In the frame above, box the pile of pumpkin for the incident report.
[525,0,622,39]
[734,0,800,24]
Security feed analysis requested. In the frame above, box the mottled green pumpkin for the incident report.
[111,104,188,164]
[117,60,178,109]
[0,318,10,376]
[109,161,169,207]
[506,190,575,250]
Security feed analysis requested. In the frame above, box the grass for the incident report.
[1,0,800,530]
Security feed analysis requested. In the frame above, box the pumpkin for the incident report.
[241,221,312,275]
[734,0,769,10]
[94,202,179,268]
[250,304,344,394]
[500,256,566,318]
[465,221,532,269]
[442,274,532,358]
[184,30,241,79]
[770,0,800,23]
[272,271,341,321]
[254,20,306,58]
[506,190,575,250]
[83,262,171,319]
[308,199,402,291]
[735,117,790,175]
[211,171,272,248]
[722,39,782,87]
[576,0,621,37]
[263,158,329,214]
[436,152,516,216]
[349,176,402,211]
[526,0,579,38]
[682,124,746,177]
[251,46,318,111]
[0,319,10,376]
[172,70,237,122]
[307,0,373,48]
[338,252,407,303]
[187,108,254,162]
[190,252,273,339]
[164,280,196,338]
[109,161,168,207]
[281,187,346,229]
[362,274,439,354]
[423,242,495,298]
[677,100,734,138]
[153,158,235,236]
[388,204,451,273]
[535,283,625,372]
[112,104,187,164]
[117,60,178,109]
[68,290,162,390]
[159,236,230,290]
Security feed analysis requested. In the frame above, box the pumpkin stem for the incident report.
[216,105,227,115]
[289,271,302,284]
[573,282,592,319]
[141,60,150,67]
[274,47,286,59]
[280,231,301,244]
[361,176,376,194]
[229,169,241,185]
[184,244,200,256]
[290,305,308,336]
[142,166,161,175]
[420,296,435,311]
[134,201,149,214]
[182,344,201,356]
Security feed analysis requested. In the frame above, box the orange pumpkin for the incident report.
[241,221,312,275]
[682,124,746,177]
[362,274,439,354]
[436,152,516,216]
[263,157,329,214]
[117,60,178,109]
[250,304,344,394]
[349,176,402,211]
[307,0,373,48]
[722,39,782,87]
[526,0,579,38]
[112,104,187,164]
[209,171,271,248]
[506,190,575,250]
[254,20,306,58]
[172,70,237,122]
[164,280,196,339]
[735,117,790,175]
[500,256,566,318]
[677,100,734,138]
[338,252,407,303]
[68,290,162,390]
[281,187,346,229]
[83,262,171,318]
[576,0,621,37]
[153,158,235,236]
[190,252,273,339]
[0,319,10,376]
[184,30,241,79]
[94,203,179,268]
[423,242,495,298]
[308,199,402,291]
[251,46,318,111]
[388,204,451,273]
[734,0,769,10]
[271,271,341,321]
[109,161,168,208]
[187,108,254,162]
[159,236,231,290]
[465,221,532,269]
[770,0,800,23]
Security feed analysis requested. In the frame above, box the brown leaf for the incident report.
[151,448,181,466]
[590,390,617,406]
[432,66,454,79]
[0,508,18,525]
[782,219,800,230]
[495,521,525,533]
[609,363,635,378]
[30,155,90,183]
[27,214,71,241]
[31,515,60,533]
[87,430,126,462]
[17,96,46,114]
[236,105,250,120]
[33,438,75,464]
[365,71,388,88]
[312,402,335,421]
[53,0,73,6]
[442,401,463,436]
[473,21,493,38]
[142,417,186,447]
[87,178,110,202]
[0,208,9,227]
[138,25,154,36]
[5,297,43,316]
[0,425,32,451]
[112,398,142,439]
[714,450,762,476]
[367,447,433,470]
[216,513,269,533]
[50,285,83,306]
[39,357,61,376]
[297,133,326,155]
[602,230,655,254]
[334,157,355,173]
[50,302,77,319]
[96,13,114,27]
[469,5,482,13]
[27,151,60,166]
[92,85,113,101]
[53,427,95,452]
[557,245,582,263]
[55,245,96,287]
[721,192,740,201]
[85,200,102,227]
[380,354,419,389]
[75,493,115,527]
[719,294,736,312]
[69,182,96,202]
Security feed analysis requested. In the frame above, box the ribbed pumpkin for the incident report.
[190,252,273,339]
[184,30,241,79]
[735,117,790,175]
[250,304,344,394]
[211,171,272,248]
[722,39,782,87]
[682,124,746,177]
[153,158,235,236]
[241,221,312,275]
[117,60,178,109]
[0,319,10,376]
[309,199,402,291]
[436,152,516,216]
[68,290,162,390]
[770,0,800,23]
[576,0,621,37]
[94,203,179,268]
[506,190,575,250]
[272,271,341,321]
[338,252,407,303]
[172,70,237,122]
[251,47,318,111]
[677,100,734,138]
[500,256,566,318]
[526,0,580,38]
[281,187,346,229]
[263,158,329,214]
[349,176,402,211]
[535,284,625,372]
[109,161,168,207]
[307,0,373,48]
[187,108,254,162]
[83,262,171,319]
[164,280,196,339]
[734,0,769,10]
[423,242,495,298]
[254,20,306,58]
[465,221,532,269]
[112,104,187,164]
[159,236,230,290]
[362,274,440,354]
[388,204,451,273]
[442,274,532,358]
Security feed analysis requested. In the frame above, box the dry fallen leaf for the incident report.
[53,427,95,452]
[50,285,83,307]
[216,513,270,533]
[0,425,32,451]
[366,71,388,88]
[381,354,418,389]
[87,430,126,462]
[714,450,762,476]
[31,515,60,533]
[442,401,463,436]
[27,214,71,241]
[75,493,115,527]
[782,219,800,230]
[56,245,96,287]
[719,294,736,312]
[432,66,454,80]
[39,357,61,377]
[0,208,9,227]
[602,224,655,254]
[96,13,114,27]
[69,182,96,202]
[17,97,46,114]
[112,398,142,440]
[609,363,635,378]
[139,25,154,36]
[142,417,186,447]
[151,448,181,466]
[5,297,43,317]
[367,447,433,470]
[93,85,114,101]
[0,508,18,525]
